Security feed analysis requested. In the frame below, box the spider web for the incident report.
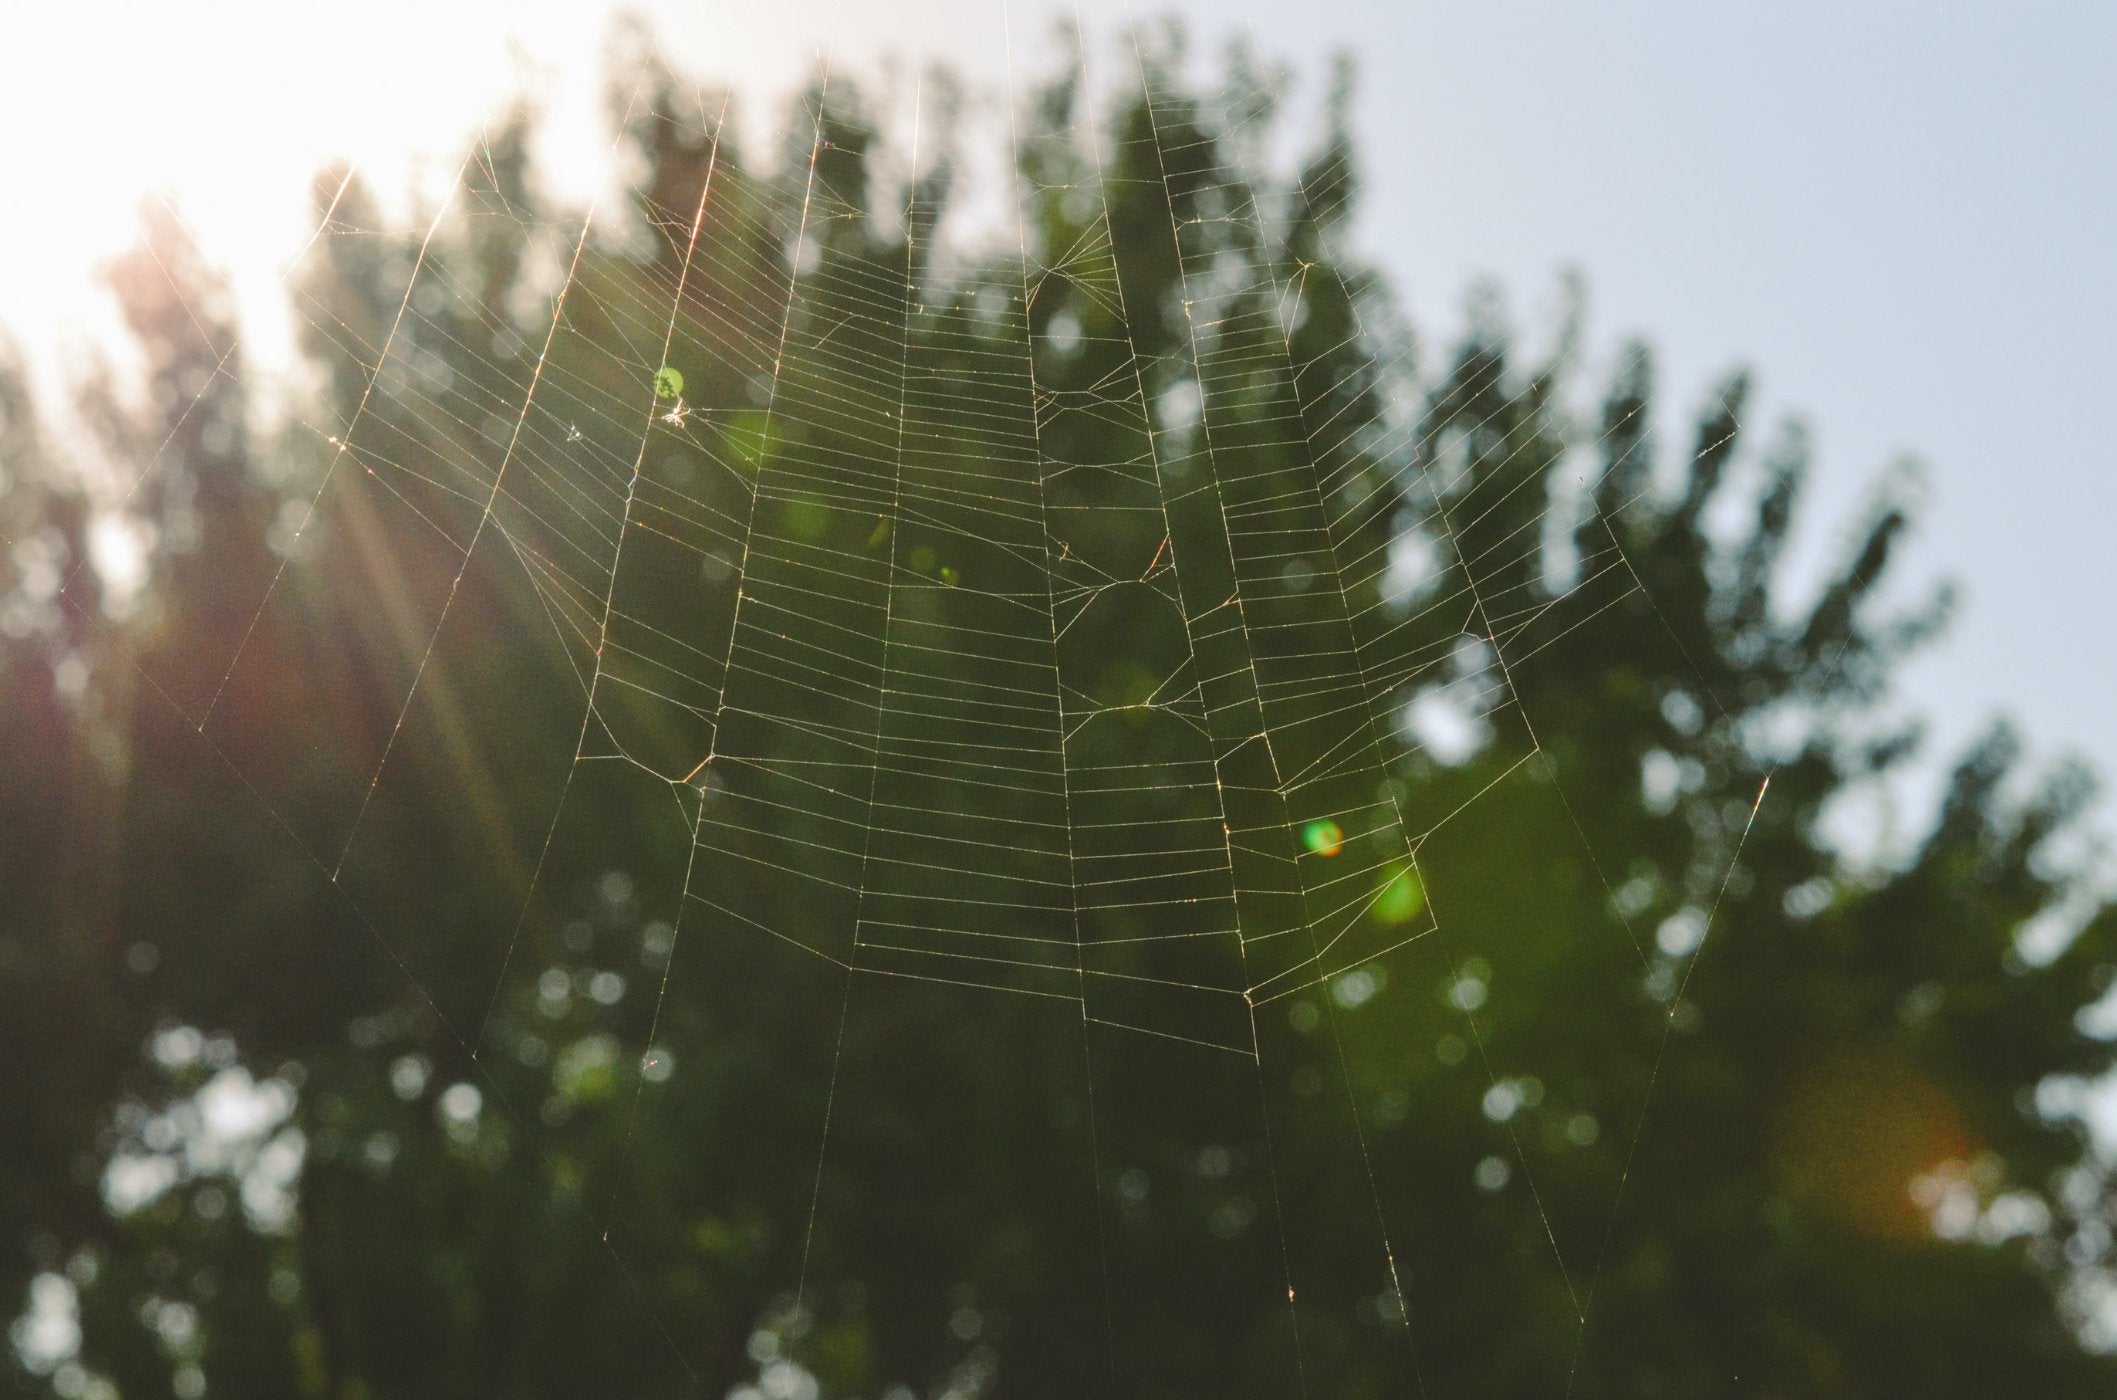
[58,8,1773,1394]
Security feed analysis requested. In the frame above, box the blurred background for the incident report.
[2,3,2113,1396]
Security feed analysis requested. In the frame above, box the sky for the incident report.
[1,0,2111,867]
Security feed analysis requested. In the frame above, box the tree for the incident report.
[4,24,2112,1399]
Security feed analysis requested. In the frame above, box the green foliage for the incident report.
[2,29,2113,1400]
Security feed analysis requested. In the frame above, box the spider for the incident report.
[660,397,690,429]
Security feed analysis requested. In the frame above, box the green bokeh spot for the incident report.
[555,1035,619,1103]
[785,498,832,541]
[1094,662,1160,713]
[1375,865,1426,925]
[722,409,777,467]
[653,365,685,400]
[1302,819,1344,856]
[691,1218,741,1262]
